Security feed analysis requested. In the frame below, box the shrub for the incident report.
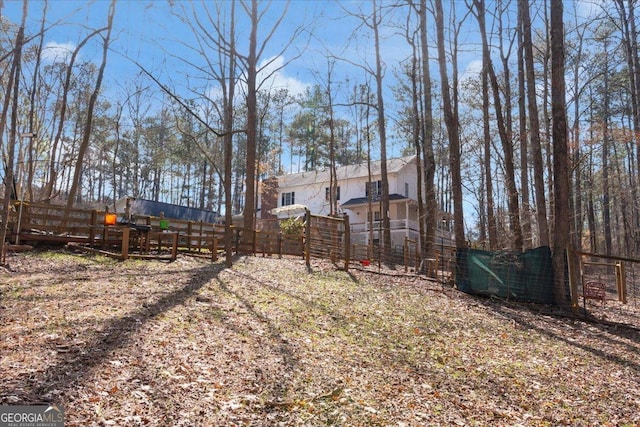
[280,217,304,237]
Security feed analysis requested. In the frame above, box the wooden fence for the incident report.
[2,201,351,268]
[306,212,350,270]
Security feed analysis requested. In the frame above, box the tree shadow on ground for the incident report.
[225,269,350,324]
[9,262,225,404]
[472,295,640,373]
[213,274,300,402]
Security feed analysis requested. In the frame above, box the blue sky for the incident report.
[0,0,435,160]
[0,1,483,102]
[1,1,409,98]
[0,0,605,119]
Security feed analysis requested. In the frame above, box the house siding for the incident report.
[262,156,421,249]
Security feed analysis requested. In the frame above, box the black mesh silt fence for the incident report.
[456,246,554,304]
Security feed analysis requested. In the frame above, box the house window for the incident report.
[366,180,382,197]
[367,210,382,222]
[325,186,340,201]
[281,192,295,206]
[405,182,409,197]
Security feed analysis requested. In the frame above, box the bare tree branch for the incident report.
[131,59,243,138]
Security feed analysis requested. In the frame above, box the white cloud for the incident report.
[257,55,309,97]
[41,41,76,63]
[194,54,310,112]
[460,59,483,82]
[573,0,604,20]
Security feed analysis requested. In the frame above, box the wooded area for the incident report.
[1,1,639,304]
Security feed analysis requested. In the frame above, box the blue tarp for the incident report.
[118,198,219,223]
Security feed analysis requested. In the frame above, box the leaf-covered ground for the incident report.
[1,250,639,426]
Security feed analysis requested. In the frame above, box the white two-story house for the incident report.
[260,155,421,250]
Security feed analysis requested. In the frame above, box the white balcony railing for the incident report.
[350,219,420,234]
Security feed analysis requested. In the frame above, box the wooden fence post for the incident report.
[616,262,627,304]
[252,228,257,255]
[343,213,350,272]
[102,206,108,247]
[567,245,579,312]
[15,201,27,245]
[89,210,97,246]
[169,232,178,261]
[404,237,409,273]
[305,208,311,268]
[121,226,130,260]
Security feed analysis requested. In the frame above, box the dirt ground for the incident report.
[1,249,639,426]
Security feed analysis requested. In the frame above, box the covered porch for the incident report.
[341,194,420,249]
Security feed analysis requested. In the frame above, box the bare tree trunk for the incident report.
[365,88,375,256]
[25,0,47,202]
[614,0,640,253]
[629,0,640,254]
[224,1,238,268]
[324,61,338,216]
[435,0,465,248]
[44,27,105,203]
[66,1,115,207]
[601,49,612,257]
[587,100,597,253]
[370,0,392,262]
[419,0,437,260]
[496,48,522,248]
[0,0,27,262]
[542,0,554,239]
[497,3,518,244]
[481,7,497,250]
[410,54,427,266]
[570,14,586,253]
[110,101,125,208]
[520,0,549,247]
[611,141,631,255]
[242,0,259,238]
[402,21,427,268]
[517,8,532,249]
[550,0,571,307]
[473,0,522,251]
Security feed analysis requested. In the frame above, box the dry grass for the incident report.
[1,250,639,426]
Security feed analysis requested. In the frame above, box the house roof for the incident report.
[340,193,412,208]
[276,155,416,188]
